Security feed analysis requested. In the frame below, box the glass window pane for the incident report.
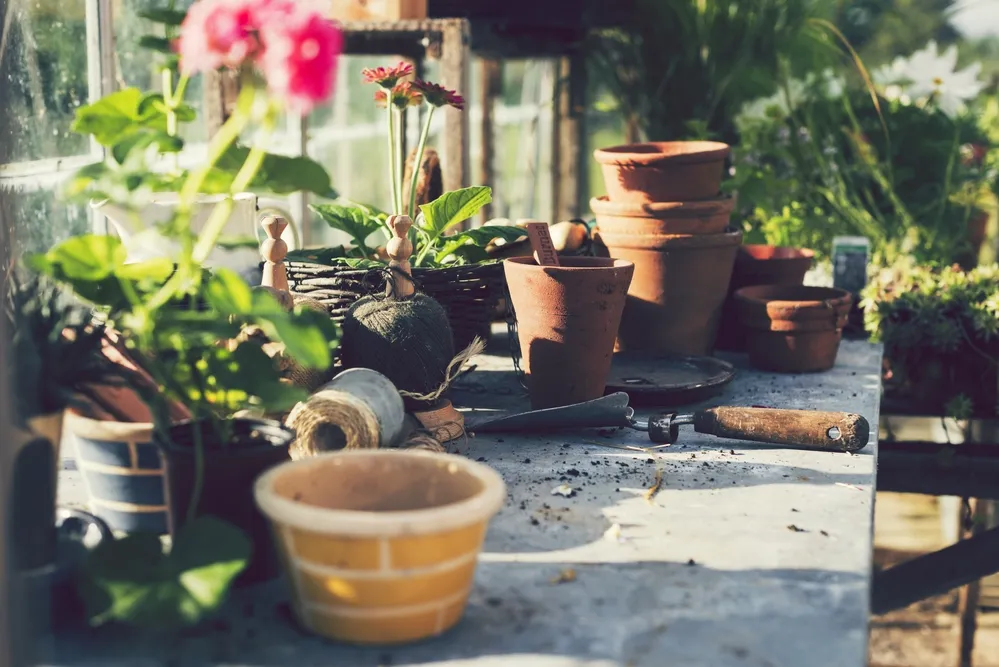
[112,0,205,144]
[3,186,89,255]
[1,0,90,162]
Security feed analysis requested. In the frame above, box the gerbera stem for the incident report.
[395,107,405,215]
[407,105,435,219]
[387,104,401,217]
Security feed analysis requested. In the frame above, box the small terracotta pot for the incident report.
[592,228,742,355]
[715,245,815,352]
[590,194,734,236]
[734,285,853,373]
[593,141,730,204]
[254,449,506,645]
[504,256,634,409]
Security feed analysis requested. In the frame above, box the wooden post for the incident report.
[554,54,586,223]
[260,216,289,293]
[438,20,470,199]
[957,498,988,667]
[479,58,501,222]
[203,69,241,138]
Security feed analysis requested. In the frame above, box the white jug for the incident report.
[93,192,300,273]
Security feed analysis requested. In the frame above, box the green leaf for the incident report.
[216,235,261,251]
[207,146,336,197]
[79,517,250,629]
[111,130,184,164]
[72,89,150,146]
[138,35,174,54]
[434,225,526,264]
[115,258,175,283]
[284,246,352,265]
[418,186,492,238]
[310,203,386,252]
[137,8,187,25]
[204,268,253,314]
[254,308,338,370]
[45,235,127,281]
[65,162,112,198]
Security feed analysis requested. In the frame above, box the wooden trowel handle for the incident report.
[693,407,869,453]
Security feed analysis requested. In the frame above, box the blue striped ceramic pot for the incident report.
[64,411,168,534]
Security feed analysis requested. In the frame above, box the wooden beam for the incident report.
[553,53,586,223]
[203,69,241,138]
[437,19,469,200]
[877,441,999,500]
[479,58,501,222]
[871,524,999,614]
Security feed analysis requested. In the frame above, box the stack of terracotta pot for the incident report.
[591,142,742,355]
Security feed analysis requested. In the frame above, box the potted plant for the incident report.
[30,0,342,627]
[3,269,129,453]
[863,261,999,419]
[283,61,525,353]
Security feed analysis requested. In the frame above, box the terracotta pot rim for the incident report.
[595,228,743,249]
[593,141,731,166]
[733,285,852,311]
[737,245,816,262]
[590,194,734,218]
[254,449,506,537]
[504,256,635,271]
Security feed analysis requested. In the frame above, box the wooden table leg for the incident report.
[957,498,987,667]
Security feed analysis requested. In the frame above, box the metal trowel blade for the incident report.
[470,392,634,433]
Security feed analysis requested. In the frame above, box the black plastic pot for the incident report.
[158,419,293,585]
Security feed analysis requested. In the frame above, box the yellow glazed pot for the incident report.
[254,449,506,645]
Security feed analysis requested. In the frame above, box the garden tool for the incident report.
[471,392,869,453]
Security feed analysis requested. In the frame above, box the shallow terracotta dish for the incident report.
[254,449,506,645]
[593,141,730,204]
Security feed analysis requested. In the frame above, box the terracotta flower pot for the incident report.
[593,141,730,204]
[159,419,293,585]
[592,228,742,355]
[254,449,506,645]
[504,256,635,409]
[715,245,815,352]
[734,285,853,373]
[590,194,734,236]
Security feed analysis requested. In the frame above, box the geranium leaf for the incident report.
[204,268,253,314]
[418,186,492,238]
[208,146,336,197]
[71,88,150,146]
[137,8,187,25]
[310,203,386,252]
[78,517,249,629]
[45,235,127,281]
[111,130,184,165]
[115,257,175,283]
[138,35,173,54]
[434,225,525,265]
[254,308,338,370]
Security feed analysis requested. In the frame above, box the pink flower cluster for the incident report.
[177,0,342,115]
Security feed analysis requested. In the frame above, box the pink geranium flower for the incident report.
[177,0,341,115]
[178,0,262,74]
[259,10,342,115]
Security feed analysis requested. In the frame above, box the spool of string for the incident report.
[339,214,455,412]
[285,389,380,459]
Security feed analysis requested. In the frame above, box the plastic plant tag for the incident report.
[832,236,870,296]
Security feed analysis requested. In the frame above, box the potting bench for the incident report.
[51,330,882,667]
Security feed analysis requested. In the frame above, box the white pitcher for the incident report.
[93,192,300,273]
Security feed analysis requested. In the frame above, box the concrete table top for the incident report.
[51,336,882,667]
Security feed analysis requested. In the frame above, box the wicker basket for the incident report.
[285,260,505,354]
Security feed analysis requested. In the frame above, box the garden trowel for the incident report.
[470,392,869,453]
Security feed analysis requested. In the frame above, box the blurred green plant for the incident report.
[729,40,997,265]
[587,0,836,143]
[862,260,999,417]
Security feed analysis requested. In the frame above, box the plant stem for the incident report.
[387,104,400,217]
[187,418,205,525]
[192,106,277,264]
[407,105,435,219]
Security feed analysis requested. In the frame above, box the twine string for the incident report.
[398,336,486,402]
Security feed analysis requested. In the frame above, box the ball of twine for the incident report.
[285,389,380,459]
[401,430,446,453]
